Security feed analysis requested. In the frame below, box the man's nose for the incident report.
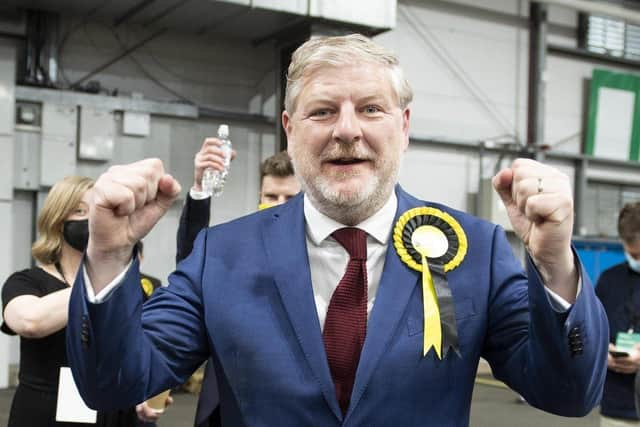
[332,106,362,144]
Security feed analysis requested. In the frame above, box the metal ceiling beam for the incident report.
[538,0,640,24]
[114,0,157,27]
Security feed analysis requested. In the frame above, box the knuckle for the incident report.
[148,157,163,168]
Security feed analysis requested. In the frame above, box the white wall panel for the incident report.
[9,191,34,366]
[78,107,115,161]
[0,201,13,387]
[382,3,528,143]
[13,130,41,190]
[40,104,77,186]
[310,0,396,28]
[0,40,16,136]
[399,144,474,210]
[0,135,13,200]
[252,0,307,14]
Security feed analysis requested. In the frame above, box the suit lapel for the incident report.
[261,194,342,420]
[348,186,422,417]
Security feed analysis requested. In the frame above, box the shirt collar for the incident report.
[303,190,398,246]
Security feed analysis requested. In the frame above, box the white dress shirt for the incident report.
[304,193,397,331]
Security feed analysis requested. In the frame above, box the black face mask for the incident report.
[63,219,89,252]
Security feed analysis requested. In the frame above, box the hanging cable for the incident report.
[69,27,168,89]
[103,26,196,104]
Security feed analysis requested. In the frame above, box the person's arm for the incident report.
[481,225,608,417]
[68,240,210,411]
[67,159,211,411]
[176,194,210,263]
[4,288,71,338]
[176,137,234,263]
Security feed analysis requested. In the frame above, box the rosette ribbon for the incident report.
[393,207,467,359]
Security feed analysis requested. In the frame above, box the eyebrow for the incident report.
[357,95,388,104]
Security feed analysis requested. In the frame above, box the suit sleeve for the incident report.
[482,226,609,417]
[176,194,211,263]
[67,232,210,411]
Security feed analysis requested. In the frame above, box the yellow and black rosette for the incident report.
[393,207,467,359]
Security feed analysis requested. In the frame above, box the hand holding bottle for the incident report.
[193,125,235,195]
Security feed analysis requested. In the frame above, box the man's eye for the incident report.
[310,109,332,118]
[363,105,381,114]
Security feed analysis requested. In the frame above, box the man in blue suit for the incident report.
[67,34,608,426]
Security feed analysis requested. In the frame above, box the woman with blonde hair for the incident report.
[1,176,165,426]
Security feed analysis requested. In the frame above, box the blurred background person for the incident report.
[256,150,300,210]
[597,201,640,427]
[176,141,299,427]
[1,175,166,427]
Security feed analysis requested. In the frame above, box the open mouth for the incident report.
[327,158,366,166]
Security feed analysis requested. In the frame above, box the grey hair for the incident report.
[284,33,413,113]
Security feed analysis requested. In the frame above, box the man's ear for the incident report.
[282,110,292,139]
[402,107,411,150]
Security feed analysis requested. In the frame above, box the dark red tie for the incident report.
[323,227,368,415]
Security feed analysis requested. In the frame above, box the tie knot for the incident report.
[332,227,367,261]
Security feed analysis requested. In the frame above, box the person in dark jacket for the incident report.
[176,143,299,427]
[597,201,640,426]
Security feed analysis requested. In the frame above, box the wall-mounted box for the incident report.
[15,101,41,128]
[40,103,77,186]
[78,107,115,161]
[42,103,76,138]
[13,130,40,190]
[123,111,150,137]
[41,135,77,186]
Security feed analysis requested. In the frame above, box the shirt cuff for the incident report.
[83,259,134,304]
[190,187,211,200]
[544,275,582,312]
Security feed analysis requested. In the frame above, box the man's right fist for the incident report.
[86,158,181,290]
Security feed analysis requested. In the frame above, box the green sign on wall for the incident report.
[586,69,640,161]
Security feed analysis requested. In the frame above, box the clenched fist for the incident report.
[86,158,181,292]
[493,158,578,302]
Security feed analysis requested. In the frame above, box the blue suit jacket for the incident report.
[175,194,220,427]
[68,186,609,426]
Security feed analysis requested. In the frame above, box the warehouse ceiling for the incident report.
[0,0,310,42]
[3,0,640,41]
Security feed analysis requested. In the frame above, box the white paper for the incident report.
[594,87,635,161]
[56,367,97,423]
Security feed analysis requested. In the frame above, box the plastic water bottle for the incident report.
[201,124,232,197]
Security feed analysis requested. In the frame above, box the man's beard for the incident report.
[293,146,400,225]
